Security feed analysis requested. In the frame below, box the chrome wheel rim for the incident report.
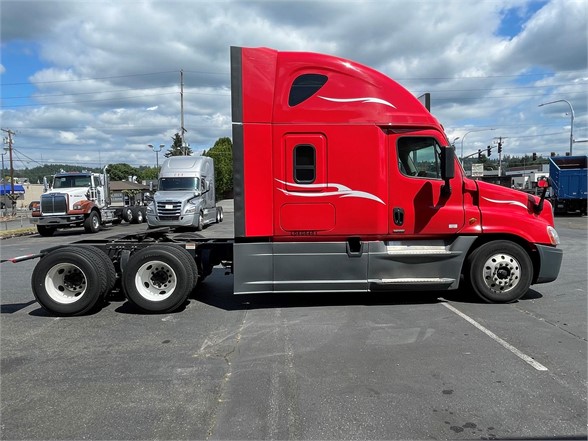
[482,253,521,294]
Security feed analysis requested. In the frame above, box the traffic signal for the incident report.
[497,142,502,154]
[487,146,491,157]
[532,152,537,161]
[478,149,482,159]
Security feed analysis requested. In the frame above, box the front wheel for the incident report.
[467,241,533,303]
[84,211,101,233]
[37,225,56,237]
[195,211,204,231]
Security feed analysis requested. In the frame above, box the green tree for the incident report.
[137,166,159,181]
[203,137,233,199]
[107,163,139,181]
[164,133,193,157]
[13,164,100,184]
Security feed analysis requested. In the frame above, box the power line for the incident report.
[0,91,231,109]
[429,90,587,101]
[0,92,177,109]
[393,70,583,81]
[2,86,176,100]
[1,70,179,86]
[11,148,45,168]
[413,82,587,94]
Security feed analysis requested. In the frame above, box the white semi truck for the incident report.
[146,156,223,230]
[30,166,144,236]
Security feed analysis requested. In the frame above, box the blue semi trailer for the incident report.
[548,155,587,215]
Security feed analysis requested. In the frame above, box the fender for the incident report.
[71,200,98,215]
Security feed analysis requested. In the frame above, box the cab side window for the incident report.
[397,137,442,179]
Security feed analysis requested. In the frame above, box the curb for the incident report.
[0,227,37,239]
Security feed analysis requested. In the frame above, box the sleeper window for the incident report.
[294,144,316,183]
[289,74,328,107]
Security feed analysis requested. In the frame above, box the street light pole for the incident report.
[148,144,165,168]
[460,128,495,161]
[538,99,575,155]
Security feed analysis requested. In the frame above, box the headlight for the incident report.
[547,226,560,246]
[146,203,155,214]
[73,204,83,210]
[185,204,197,214]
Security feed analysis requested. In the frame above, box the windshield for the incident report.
[158,177,200,191]
[53,175,92,188]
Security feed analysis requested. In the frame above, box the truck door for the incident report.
[390,133,465,236]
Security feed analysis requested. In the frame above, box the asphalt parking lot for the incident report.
[0,211,586,440]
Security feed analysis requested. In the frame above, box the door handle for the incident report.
[393,207,404,226]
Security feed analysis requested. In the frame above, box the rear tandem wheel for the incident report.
[122,244,198,313]
[31,247,109,316]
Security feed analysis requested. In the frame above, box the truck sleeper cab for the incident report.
[230,46,562,305]
[20,46,563,316]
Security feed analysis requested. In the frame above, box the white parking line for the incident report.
[442,302,549,371]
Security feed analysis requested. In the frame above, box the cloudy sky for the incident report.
[1,0,587,169]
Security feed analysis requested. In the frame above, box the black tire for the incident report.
[84,211,101,233]
[196,211,204,231]
[130,206,144,224]
[31,247,107,316]
[37,225,56,237]
[122,244,198,313]
[122,207,134,223]
[216,206,224,223]
[70,246,117,295]
[466,241,533,303]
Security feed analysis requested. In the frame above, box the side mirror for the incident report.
[440,146,455,180]
[440,146,455,196]
[533,177,550,214]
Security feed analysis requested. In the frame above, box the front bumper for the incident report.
[146,213,198,228]
[535,244,563,284]
[30,215,84,227]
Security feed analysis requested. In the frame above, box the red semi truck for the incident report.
[5,46,562,316]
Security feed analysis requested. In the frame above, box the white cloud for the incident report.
[57,131,81,144]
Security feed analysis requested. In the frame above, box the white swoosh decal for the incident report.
[482,197,527,210]
[318,96,396,108]
[276,180,385,205]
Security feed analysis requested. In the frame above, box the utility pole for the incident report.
[493,136,507,177]
[1,128,15,214]
[180,69,187,155]
[497,137,503,177]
